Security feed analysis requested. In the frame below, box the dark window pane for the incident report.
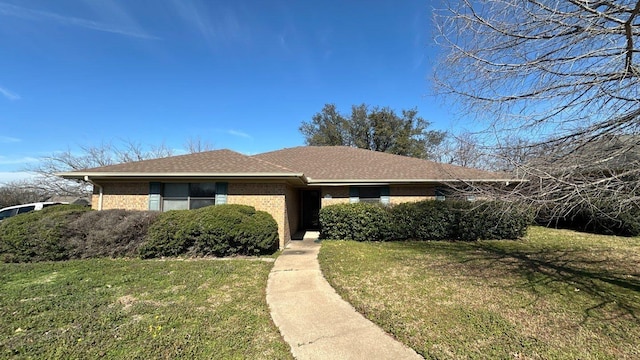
[359,187,381,200]
[164,183,189,198]
[190,199,215,210]
[17,206,36,214]
[0,209,17,220]
[189,183,216,197]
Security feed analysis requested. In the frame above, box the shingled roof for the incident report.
[254,146,509,183]
[59,146,513,183]
[58,149,301,179]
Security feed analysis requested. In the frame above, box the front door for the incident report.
[301,190,321,230]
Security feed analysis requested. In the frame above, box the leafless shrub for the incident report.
[64,210,161,258]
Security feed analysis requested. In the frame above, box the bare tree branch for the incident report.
[435,0,640,234]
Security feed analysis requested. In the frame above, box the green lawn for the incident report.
[319,226,640,359]
[0,258,292,359]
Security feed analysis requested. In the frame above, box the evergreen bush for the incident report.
[319,200,532,241]
[140,204,278,258]
[319,202,394,241]
[539,200,640,237]
[0,205,90,262]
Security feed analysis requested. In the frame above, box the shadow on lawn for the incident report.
[463,242,640,321]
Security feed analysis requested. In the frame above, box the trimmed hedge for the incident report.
[538,201,640,237]
[319,200,533,242]
[319,202,394,242]
[0,204,278,263]
[392,201,454,240]
[0,206,162,263]
[140,204,279,258]
[450,201,533,241]
[0,205,91,263]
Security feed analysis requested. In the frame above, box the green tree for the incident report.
[299,103,446,159]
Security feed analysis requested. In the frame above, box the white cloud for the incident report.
[0,86,20,101]
[0,171,36,185]
[0,2,159,39]
[169,0,251,48]
[227,130,251,139]
[0,156,39,165]
[0,136,21,143]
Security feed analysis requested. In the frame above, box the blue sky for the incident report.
[0,0,458,184]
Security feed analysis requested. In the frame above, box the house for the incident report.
[58,146,515,249]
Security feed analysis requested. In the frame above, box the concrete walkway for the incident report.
[266,231,423,360]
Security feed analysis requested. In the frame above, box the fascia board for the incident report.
[306,178,527,186]
[57,172,305,180]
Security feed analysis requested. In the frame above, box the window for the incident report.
[0,209,17,220]
[358,187,381,203]
[349,186,390,204]
[163,183,189,210]
[161,182,217,211]
[188,183,216,209]
[17,206,36,214]
[435,188,447,201]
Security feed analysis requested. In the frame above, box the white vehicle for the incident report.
[0,202,68,221]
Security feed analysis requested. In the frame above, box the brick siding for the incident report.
[227,183,294,249]
[320,187,350,207]
[389,185,436,204]
[93,182,148,210]
[90,181,438,250]
[319,185,435,206]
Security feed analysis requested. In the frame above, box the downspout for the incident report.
[84,176,103,210]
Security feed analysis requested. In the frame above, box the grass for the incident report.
[0,258,293,359]
[318,226,640,359]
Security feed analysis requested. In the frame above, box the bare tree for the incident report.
[0,180,52,208]
[23,138,214,199]
[435,0,640,135]
[433,131,490,169]
[184,136,215,154]
[434,0,640,233]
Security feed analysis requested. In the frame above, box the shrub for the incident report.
[319,202,394,241]
[392,201,454,240]
[320,200,532,242]
[139,210,193,258]
[64,210,161,259]
[539,201,640,237]
[0,205,91,263]
[233,211,279,255]
[451,201,533,241]
[140,204,279,258]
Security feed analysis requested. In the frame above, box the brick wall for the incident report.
[93,182,148,210]
[227,183,291,249]
[318,185,436,207]
[389,185,436,204]
[320,187,350,207]
[90,181,437,250]
[285,186,300,239]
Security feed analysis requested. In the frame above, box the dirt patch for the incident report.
[117,295,138,311]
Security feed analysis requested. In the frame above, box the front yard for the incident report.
[319,226,640,359]
[0,258,292,359]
